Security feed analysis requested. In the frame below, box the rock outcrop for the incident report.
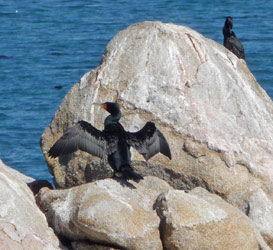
[37,177,270,250]
[40,21,273,245]
[0,159,60,250]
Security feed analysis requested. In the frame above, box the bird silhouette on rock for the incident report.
[223,16,245,59]
[48,102,172,182]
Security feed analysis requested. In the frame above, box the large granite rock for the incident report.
[0,159,60,250]
[154,187,270,250]
[40,21,273,243]
[37,176,172,250]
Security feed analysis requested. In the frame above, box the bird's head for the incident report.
[93,101,122,120]
[225,16,233,30]
[99,102,121,116]
[93,102,121,116]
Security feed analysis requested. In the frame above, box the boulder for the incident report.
[40,21,273,242]
[154,187,270,250]
[36,176,172,250]
[0,159,60,250]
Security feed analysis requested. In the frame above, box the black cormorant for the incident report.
[223,16,245,59]
[48,102,171,181]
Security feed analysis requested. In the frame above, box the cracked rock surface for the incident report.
[40,21,273,246]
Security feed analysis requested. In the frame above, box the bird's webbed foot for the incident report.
[120,166,143,183]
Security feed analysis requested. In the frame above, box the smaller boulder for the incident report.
[37,176,172,250]
[154,187,270,250]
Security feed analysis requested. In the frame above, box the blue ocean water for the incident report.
[0,1,272,182]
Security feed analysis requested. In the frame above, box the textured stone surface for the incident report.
[40,21,273,243]
[0,159,60,250]
[154,187,270,250]
[248,189,273,248]
[37,176,172,250]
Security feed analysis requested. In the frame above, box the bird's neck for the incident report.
[111,109,122,122]
[104,110,122,128]
[223,26,232,38]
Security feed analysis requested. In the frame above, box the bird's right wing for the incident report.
[48,120,106,159]
[126,122,171,161]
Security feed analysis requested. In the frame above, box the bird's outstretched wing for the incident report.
[126,122,171,161]
[48,121,106,159]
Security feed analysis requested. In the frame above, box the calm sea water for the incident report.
[0,1,272,182]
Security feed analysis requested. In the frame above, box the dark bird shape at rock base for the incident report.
[222,16,245,59]
[48,102,171,182]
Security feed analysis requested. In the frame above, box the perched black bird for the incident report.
[223,16,245,59]
[48,102,171,181]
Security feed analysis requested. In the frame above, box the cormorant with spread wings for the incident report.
[48,102,171,181]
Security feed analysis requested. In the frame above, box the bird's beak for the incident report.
[101,103,107,110]
[92,102,107,110]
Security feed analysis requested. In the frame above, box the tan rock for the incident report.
[154,187,270,250]
[0,159,60,250]
[37,176,172,250]
[40,21,273,242]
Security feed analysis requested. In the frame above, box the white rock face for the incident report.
[0,159,60,250]
[0,159,35,183]
[41,21,273,244]
[37,176,172,250]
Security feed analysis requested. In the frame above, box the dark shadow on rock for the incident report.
[112,177,136,189]
[85,162,113,183]
[132,160,212,192]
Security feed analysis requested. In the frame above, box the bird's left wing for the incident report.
[126,122,171,161]
[48,120,106,159]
